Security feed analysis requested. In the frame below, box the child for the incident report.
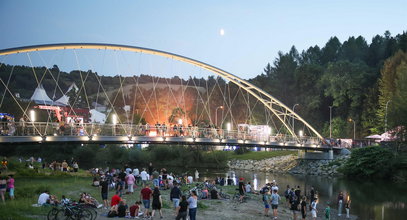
[325,202,331,220]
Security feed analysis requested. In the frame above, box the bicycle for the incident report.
[218,189,231,200]
[54,203,93,220]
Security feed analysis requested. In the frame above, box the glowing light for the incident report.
[226,122,231,131]
[178,119,183,125]
[268,126,272,135]
[112,114,117,125]
[149,131,157,137]
[220,28,225,36]
[30,110,35,122]
[299,130,303,137]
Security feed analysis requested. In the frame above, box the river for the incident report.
[191,168,407,220]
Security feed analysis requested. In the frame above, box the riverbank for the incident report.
[228,153,349,176]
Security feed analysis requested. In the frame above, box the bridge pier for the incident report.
[298,149,334,160]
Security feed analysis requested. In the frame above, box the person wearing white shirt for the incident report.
[245,182,252,193]
[38,191,50,205]
[187,176,193,184]
[140,169,148,186]
[133,168,140,176]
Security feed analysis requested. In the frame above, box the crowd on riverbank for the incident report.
[32,162,353,220]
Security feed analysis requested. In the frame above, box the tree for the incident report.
[377,51,407,132]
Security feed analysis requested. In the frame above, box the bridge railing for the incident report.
[0,122,320,144]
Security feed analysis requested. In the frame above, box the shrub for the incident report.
[340,146,395,179]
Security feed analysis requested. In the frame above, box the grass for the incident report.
[227,150,296,160]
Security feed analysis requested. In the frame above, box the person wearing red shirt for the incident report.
[111,191,121,207]
[130,201,141,218]
[140,184,153,218]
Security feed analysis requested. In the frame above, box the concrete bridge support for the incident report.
[298,149,334,160]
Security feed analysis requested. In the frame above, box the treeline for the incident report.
[251,31,407,139]
[0,143,229,169]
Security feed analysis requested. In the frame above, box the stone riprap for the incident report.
[227,154,350,176]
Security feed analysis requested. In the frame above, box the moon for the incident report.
[220,28,225,36]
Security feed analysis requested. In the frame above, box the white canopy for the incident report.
[90,109,106,123]
[30,84,53,104]
[55,94,69,106]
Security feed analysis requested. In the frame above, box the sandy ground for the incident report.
[94,189,358,220]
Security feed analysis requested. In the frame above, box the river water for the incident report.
[192,168,406,220]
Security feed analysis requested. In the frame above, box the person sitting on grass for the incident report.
[37,190,50,206]
[210,188,218,199]
[117,199,128,218]
[129,201,142,218]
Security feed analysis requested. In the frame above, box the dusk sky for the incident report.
[0,0,406,79]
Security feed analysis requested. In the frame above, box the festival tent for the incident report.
[55,82,79,106]
[30,84,53,105]
[90,109,106,123]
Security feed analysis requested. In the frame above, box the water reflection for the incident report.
[196,168,407,220]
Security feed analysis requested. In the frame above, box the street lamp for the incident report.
[292,104,299,135]
[348,118,356,140]
[385,100,392,133]
[299,130,303,137]
[226,122,231,131]
[329,106,333,139]
[178,118,183,125]
[215,106,224,127]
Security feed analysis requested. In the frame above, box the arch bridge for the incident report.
[0,43,333,151]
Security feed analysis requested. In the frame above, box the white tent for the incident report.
[90,109,106,123]
[55,82,78,106]
[55,95,69,106]
[30,84,53,105]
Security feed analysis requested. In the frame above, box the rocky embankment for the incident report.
[227,155,298,173]
[227,155,350,176]
[288,155,349,176]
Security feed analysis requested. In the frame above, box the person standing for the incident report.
[140,183,152,218]
[140,168,148,186]
[152,170,160,187]
[271,189,281,219]
[61,160,68,172]
[7,175,14,200]
[100,176,109,208]
[170,183,182,214]
[187,190,198,220]
[0,176,7,203]
[73,162,79,172]
[300,196,307,220]
[151,186,163,219]
[345,198,351,219]
[125,171,135,194]
[176,195,188,220]
[262,189,271,217]
[238,177,246,203]
[325,202,331,220]
[311,198,318,220]
[310,186,315,203]
[290,194,300,220]
[337,191,344,217]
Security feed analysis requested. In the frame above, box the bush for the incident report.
[340,146,395,179]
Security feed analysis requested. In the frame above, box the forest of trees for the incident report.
[1,30,407,140]
[250,30,407,139]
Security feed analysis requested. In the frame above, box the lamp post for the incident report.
[292,104,299,135]
[385,100,391,133]
[329,106,333,139]
[348,118,356,140]
[30,110,36,123]
[215,106,224,128]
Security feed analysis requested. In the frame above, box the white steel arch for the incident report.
[0,43,324,141]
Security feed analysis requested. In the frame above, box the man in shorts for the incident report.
[140,183,152,218]
[311,198,318,220]
[100,176,109,208]
[271,189,280,219]
[290,194,300,220]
